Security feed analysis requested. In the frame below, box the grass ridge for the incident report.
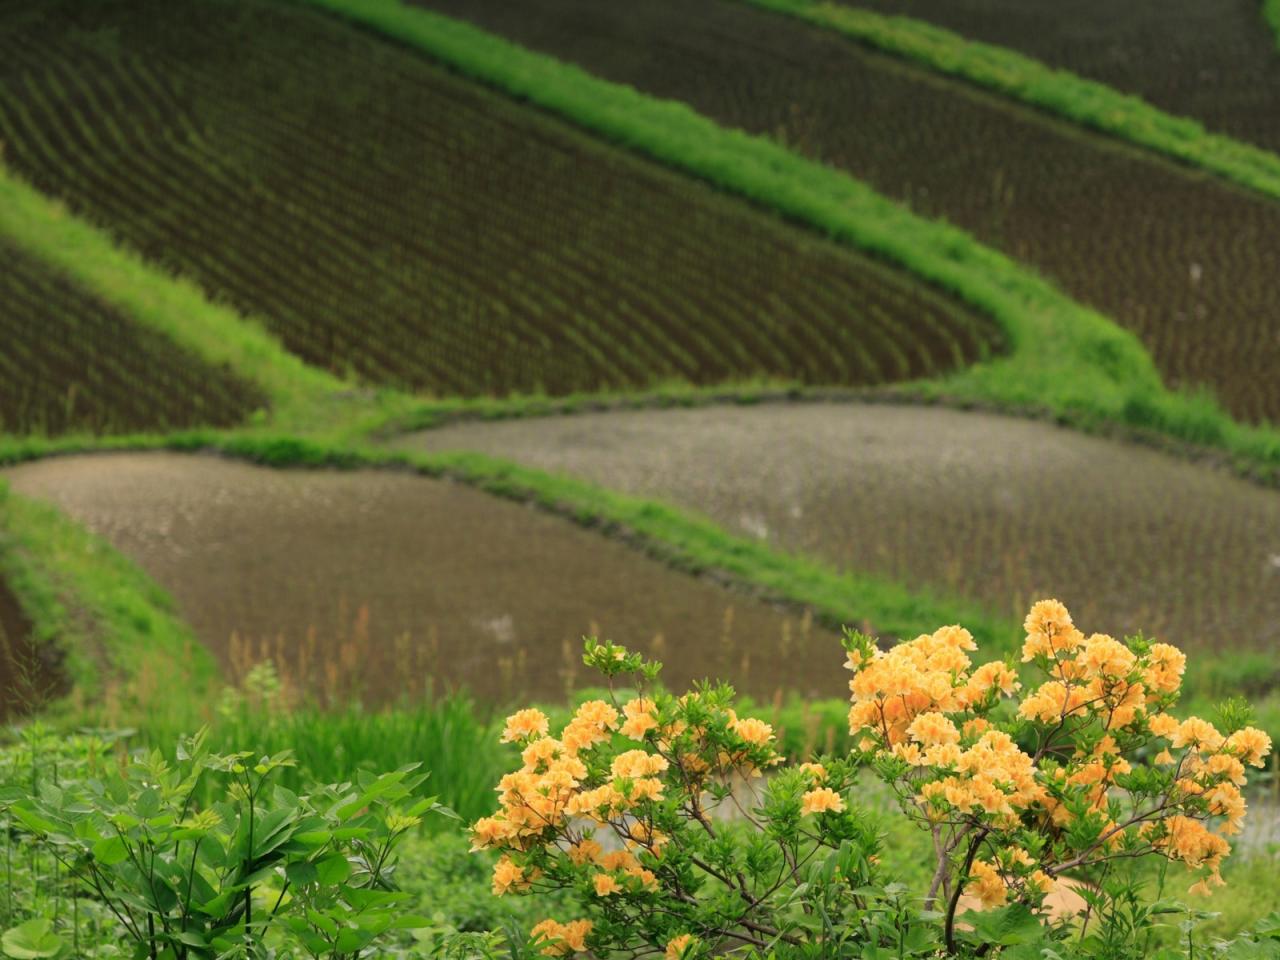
[0,169,345,425]
[293,0,1280,478]
[738,0,1280,204]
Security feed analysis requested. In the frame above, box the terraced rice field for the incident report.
[0,240,265,435]
[0,0,997,399]
[411,0,1280,425]
[835,0,1280,156]
[1,454,842,703]
[402,404,1280,658]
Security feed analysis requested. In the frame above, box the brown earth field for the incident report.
[0,572,64,719]
[0,240,265,436]
[1,454,844,705]
[0,0,997,399]
[399,404,1280,659]
[835,0,1280,156]
[410,0,1280,426]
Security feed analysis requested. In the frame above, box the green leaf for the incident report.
[2,919,66,959]
[92,836,130,866]
[964,903,1046,947]
[315,854,351,886]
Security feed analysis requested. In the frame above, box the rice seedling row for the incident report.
[0,0,998,400]
[408,0,1280,425]
[0,240,265,436]
[831,0,1280,156]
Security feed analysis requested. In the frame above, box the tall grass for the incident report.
[740,0,1280,203]
[296,0,1280,479]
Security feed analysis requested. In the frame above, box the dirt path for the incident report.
[2,454,840,704]
[400,404,1280,658]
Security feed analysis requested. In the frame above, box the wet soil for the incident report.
[2,454,843,704]
[402,404,1280,655]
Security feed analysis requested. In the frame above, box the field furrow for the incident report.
[0,0,998,399]
[409,0,1280,424]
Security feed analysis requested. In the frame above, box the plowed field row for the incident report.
[0,240,265,435]
[408,0,1280,425]
[835,0,1280,155]
[0,0,998,399]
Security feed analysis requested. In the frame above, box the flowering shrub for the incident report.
[471,603,1273,958]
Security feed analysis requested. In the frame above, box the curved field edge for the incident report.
[0,168,342,426]
[291,0,1280,470]
[4,431,1271,712]
[0,479,218,716]
[736,0,1280,205]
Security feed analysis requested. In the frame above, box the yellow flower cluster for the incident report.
[475,688,781,954]
[665,933,698,959]
[853,600,1273,902]
[966,848,1052,909]
[800,787,845,815]
[847,624,1018,748]
[530,918,593,957]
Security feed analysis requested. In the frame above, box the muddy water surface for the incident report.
[402,405,1280,656]
[3,454,841,703]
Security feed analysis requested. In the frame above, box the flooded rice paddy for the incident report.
[402,404,1280,656]
[2,454,841,704]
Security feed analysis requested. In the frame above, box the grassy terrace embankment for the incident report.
[0,0,998,400]
[395,0,1280,427]
[405,404,1280,683]
[834,0,1280,155]
[0,238,267,436]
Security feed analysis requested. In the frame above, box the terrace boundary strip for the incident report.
[0,479,219,716]
[735,0,1280,205]
[4,435,1268,718]
[293,0,1280,477]
[0,168,344,427]
[0,433,1017,658]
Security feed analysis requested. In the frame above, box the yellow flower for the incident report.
[798,762,827,783]
[567,839,603,866]
[1171,717,1225,752]
[907,712,960,747]
[492,856,527,896]
[1225,727,1272,767]
[967,859,1007,909]
[1148,712,1179,737]
[666,934,698,959]
[610,749,669,780]
[731,716,774,746]
[530,919,593,956]
[620,698,658,740]
[800,787,845,815]
[593,873,621,897]
[501,708,549,743]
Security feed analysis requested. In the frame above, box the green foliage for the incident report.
[1267,0,1280,54]
[740,0,1280,204]
[1,726,453,958]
